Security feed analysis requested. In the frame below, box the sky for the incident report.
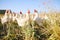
[0,0,60,13]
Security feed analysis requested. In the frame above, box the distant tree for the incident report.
[0,10,6,14]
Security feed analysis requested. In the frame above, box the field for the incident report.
[0,12,60,40]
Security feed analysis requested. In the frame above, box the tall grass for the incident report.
[0,13,60,40]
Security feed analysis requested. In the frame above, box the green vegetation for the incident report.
[0,10,5,14]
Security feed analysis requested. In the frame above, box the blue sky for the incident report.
[0,0,60,13]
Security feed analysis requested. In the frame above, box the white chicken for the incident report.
[25,10,30,20]
[8,10,12,21]
[16,11,25,26]
[1,10,9,24]
[12,12,17,22]
[19,11,23,18]
[33,9,43,26]
[16,10,30,27]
